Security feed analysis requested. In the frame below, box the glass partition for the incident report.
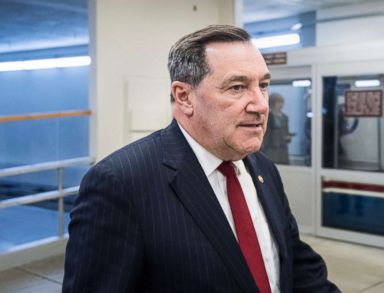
[0,115,90,253]
[0,116,89,167]
[322,74,384,171]
[0,200,69,252]
[322,177,384,236]
[262,79,312,166]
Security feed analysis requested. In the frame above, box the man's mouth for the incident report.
[238,122,263,128]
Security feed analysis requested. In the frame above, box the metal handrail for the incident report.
[0,110,93,253]
[0,187,79,209]
[0,109,91,123]
[0,157,94,238]
[0,157,93,177]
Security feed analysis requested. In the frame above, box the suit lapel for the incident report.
[161,121,258,293]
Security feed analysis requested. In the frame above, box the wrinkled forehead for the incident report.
[204,41,270,79]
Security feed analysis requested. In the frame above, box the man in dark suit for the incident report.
[63,25,340,292]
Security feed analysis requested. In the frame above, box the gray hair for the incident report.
[168,25,251,102]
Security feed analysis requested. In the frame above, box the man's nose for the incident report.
[245,87,269,113]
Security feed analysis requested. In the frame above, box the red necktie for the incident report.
[218,161,271,293]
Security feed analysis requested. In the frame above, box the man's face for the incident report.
[189,41,270,161]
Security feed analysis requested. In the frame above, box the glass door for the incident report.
[316,61,384,248]
[267,66,315,233]
[265,79,312,166]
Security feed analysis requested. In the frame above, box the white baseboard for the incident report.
[0,236,68,272]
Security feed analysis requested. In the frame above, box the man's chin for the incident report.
[222,138,262,159]
[233,144,261,159]
[244,146,261,155]
[241,140,262,154]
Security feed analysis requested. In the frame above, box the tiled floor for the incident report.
[0,235,383,292]
[0,254,63,293]
[301,235,384,293]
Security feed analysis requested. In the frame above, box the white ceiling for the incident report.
[0,0,379,55]
[243,0,374,22]
[0,0,88,54]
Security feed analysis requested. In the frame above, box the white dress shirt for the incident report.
[179,124,280,293]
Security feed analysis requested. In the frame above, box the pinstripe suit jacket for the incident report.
[63,119,339,293]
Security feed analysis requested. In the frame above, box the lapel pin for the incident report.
[258,175,264,183]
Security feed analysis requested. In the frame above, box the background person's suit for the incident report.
[263,112,291,165]
[63,119,339,293]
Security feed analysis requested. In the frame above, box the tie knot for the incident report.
[218,161,236,178]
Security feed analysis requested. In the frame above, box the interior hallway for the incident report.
[0,235,383,293]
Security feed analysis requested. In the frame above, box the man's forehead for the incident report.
[204,42,270,81]
[205,41,267,65]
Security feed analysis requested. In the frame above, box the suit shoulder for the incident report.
[90,129,164,178]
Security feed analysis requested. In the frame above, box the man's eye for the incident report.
[260,82,270,91]
[229,85,244,92]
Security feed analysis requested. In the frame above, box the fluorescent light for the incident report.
[55,56,91,68]
[292,79,311,87]
[0,56,91,72]
[252,33,300,49]
[354,79,381,87]
[291,23,303,31]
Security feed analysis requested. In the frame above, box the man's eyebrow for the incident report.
[220,75,250,88]
[219,73,271,89]
[263,73,272,80]
[226,72,271,82]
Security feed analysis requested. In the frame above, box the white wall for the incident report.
[89,0,234,161]
[317,0,384,47]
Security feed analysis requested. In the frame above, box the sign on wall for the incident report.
[344,90,383,117]
[262,52,287,65]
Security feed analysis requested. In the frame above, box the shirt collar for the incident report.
[178,123,242,176]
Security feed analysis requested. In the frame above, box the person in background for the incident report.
[262,93,293,164]
[63,25,340,293]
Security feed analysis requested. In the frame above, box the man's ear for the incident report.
[171,81,194,116]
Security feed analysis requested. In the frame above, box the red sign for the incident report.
[344,90,382,117]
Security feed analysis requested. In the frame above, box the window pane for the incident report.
[0,117,89,167]
[0,200,72,253]
[262,80,312,166]
[322,74,384,171]
[0,168,85,253]
[322,177,384,236]
[0,117,89,252]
